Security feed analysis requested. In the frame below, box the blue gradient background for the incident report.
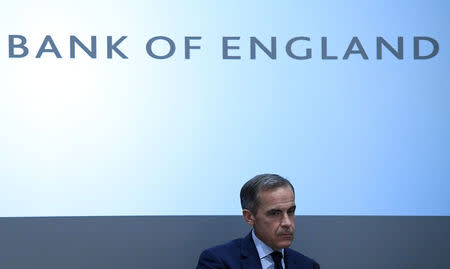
[0,0,449,216]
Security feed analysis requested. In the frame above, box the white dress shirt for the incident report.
[252,230,285,269]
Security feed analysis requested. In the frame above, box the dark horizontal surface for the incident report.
[0,216,449,268]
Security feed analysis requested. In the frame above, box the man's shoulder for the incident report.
[197,234,320,269]
[201,236,244,257]
[285,248,320,269]
[196,236,246,268]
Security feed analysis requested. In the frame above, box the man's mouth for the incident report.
[279,233,293,239]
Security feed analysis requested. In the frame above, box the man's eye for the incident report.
[269,211,280,216]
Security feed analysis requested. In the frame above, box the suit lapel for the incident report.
[240,232,262,269]
[284,248,298,269]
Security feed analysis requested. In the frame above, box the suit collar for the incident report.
[284,248,298,268]
[241,231,262,268]
[240,231,298,268]
[252,230,286,259]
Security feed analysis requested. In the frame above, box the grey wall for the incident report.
[0,216,449,268]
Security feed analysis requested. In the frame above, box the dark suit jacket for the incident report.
[197,232,320,269]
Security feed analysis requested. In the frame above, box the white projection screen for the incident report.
[1,0,449,217]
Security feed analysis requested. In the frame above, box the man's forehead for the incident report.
[258,186,295,208]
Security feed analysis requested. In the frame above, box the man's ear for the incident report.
[242,209,255,226]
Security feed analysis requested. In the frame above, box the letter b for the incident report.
[9,35,29,58]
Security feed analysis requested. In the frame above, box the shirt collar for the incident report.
[252,229,285,260]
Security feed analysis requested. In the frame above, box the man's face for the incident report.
[244,186,296,251]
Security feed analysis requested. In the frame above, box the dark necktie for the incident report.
[270,251,283,269]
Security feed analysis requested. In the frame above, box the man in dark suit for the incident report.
[197,174,320,269]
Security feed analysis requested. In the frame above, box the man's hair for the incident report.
[240,173,295,215]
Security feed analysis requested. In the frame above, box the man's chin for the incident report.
[276,238,294,249]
